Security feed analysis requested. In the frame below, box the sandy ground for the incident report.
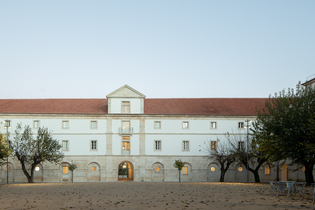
[0,182,314,210]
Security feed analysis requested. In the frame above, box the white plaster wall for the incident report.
[59,135,106,155]
[110,98,142,114]
[0,118,107,134]
[145,118,252,134]
[145,135,209,156]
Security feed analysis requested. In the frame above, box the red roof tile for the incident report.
[0,98,267,116]
[144,98,267,116]
[0,99,108,114]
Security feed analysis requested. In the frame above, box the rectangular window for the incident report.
[154,121,161,129]
[122,121,130,133]
[62,120,69,129]
[154,140,161,151]
[122,141,130,151]
[182,166,188,174]
[63,166,68,174]
[33,120,40,128]
[182,121,189,129]
[122,101,130,113]
[238,122,244,129]
[91,121,97,129]
[238,141,245,150]
[211,141,216,150]
[182,141,189,151]
[265,166,270,174]
[210,122,217,129]
[91,140,97,151]
[62,140,69,151]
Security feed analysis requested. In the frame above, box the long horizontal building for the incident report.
[0,85,306,183]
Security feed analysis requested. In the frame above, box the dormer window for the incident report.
[122,101,130,113]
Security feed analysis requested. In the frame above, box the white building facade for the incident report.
[0,85,307,183]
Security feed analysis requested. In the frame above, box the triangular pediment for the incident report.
[106,85,146,98]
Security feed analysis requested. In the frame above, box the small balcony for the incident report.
[118,127,134,135]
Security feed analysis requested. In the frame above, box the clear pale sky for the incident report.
[1,1,314,99]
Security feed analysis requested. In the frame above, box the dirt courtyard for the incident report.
[0,182,314,210]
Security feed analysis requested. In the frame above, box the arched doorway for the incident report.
[207,163,220,182]
[59,162,71,182]
[33,164,43,183]
[151,162,164,181]
[280,163,288,181]
[118,161,133,181]
[235,164,247,182]
[1,162,14,183]
[87,162,101,182]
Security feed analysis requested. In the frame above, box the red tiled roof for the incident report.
[0,98,267,116]
[144,98,267,116]
[0,99,108,114]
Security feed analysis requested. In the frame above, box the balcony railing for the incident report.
[118,127,133,135]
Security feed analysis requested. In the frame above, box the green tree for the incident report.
[253,83,315,184]
[207,139,236,182]
[0,133,11,164]
[173,159,184,182]
[12,123,64,183]
[69,163,77,183]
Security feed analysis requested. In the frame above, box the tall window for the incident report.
[211,141,216,150]
[210,122,217,129]
[182,141,189,151]
[154,121,161,129]
[238,122,244,129]
[34,120,40,128]
[91,140,97,151]
[155,140,161,151]
[63,166,69,174]
[62,120,69,129]
[91,121,97,129]
[182,166,188,174]
[238,141,245,150]
[122,101,130,113]
[265,166,270,174]
[62,140,69,151]
[122,121,130,133]
[182,121,189,129]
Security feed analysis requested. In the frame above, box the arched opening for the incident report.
[59,162,71,182]
[280,163,288,181]
[87,162,101,182]
[33,163,43,183]
[235,164,247,182]
[1,162,15,183]
[207,163,220,182]
[118,161,133,181]
[151,162,164,181]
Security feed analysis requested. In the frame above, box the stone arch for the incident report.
[59,162,71,182]
[280,163,288,181]
[151,162,164,181]
[181,162,192,182]
[118,161,134,181]
[87,162,101,182]
[1,162,15,183]
[207,162,220,182]
[235,163,247,182]
[33,163,43,183]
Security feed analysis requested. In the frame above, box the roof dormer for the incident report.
[106,85,146,114]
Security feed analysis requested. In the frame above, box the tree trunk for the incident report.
[253,170,260,183]
[304,163,314,185]
[220,170,226,182]
[72,171,74,183]
[20,161,33,183]
[179,170,181,182]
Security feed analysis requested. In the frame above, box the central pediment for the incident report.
[106,85,146,98]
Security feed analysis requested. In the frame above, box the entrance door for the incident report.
[118,161,133,181]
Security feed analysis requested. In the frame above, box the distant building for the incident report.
[301,74,315,88]
[0,85,306,183]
